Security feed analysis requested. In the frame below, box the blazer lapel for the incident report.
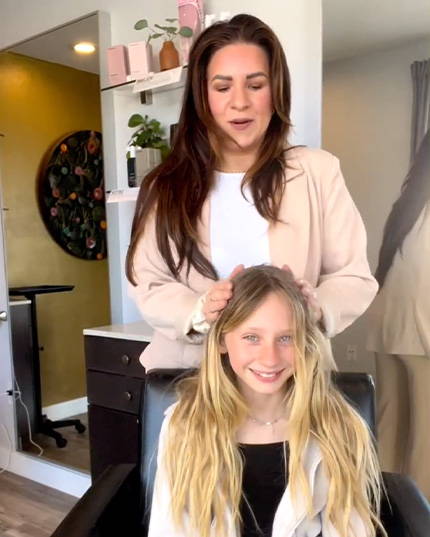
[268,161,310,279]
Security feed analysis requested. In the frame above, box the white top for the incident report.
[210,171,270,279]
[187,171,271,335]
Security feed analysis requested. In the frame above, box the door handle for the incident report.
[0,311,7,321]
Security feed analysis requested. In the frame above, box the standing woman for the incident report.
[367,129,430,499]
[126,14,377,371]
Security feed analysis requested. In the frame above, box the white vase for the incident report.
[135,147,162,186]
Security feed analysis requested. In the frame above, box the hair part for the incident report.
[126,14,294,285]
[164,266,386,537]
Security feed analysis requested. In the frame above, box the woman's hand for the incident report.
[296,278,323,323]
[281,265,323,323]
[203,264,245,323]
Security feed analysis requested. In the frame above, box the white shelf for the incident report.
[133,66,186,94]
[101,65,187,97]
[106,187,139,203]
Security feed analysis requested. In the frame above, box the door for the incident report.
[0,132,17,466]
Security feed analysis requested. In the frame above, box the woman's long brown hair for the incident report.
[375,128,430,287]
[126,14,293,285]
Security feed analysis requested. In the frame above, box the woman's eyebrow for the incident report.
[210,72,268,82]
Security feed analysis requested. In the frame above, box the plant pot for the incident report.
[159,40,180,71]
[135,147,162,186]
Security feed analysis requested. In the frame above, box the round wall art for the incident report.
[37,130,107,260]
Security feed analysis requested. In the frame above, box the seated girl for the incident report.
[148,265,385,537]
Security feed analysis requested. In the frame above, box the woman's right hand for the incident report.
[203,264,244,323]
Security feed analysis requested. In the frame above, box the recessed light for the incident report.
[74,42,96,54]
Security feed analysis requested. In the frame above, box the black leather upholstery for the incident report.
[139,369,376,529]
[331,371,376,436]
[139,368,194,526]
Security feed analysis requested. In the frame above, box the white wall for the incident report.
[0,0,322,493]
[323,37,430,375]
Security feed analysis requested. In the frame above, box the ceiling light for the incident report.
[74,42,96,54]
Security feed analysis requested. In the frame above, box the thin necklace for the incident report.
[248,414,283,426]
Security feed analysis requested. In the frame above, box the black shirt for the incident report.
[238,442,288,537]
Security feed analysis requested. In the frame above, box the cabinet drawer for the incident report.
[85,336,147,378]
[87,370,144,414]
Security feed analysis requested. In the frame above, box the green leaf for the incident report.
[155,24,177,32]
[128,114,144,127]
[165,18,178,22]
[150,32,163,39]
[134,19,148,30]
[179,26,193,38]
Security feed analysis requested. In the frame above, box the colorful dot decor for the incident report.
[38,131,107,260]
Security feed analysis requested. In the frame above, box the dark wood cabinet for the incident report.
[85,335,148,480]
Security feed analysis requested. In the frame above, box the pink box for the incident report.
[107,45,129,85]
[127,41,153,79]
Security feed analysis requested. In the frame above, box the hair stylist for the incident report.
[126,14,378,371]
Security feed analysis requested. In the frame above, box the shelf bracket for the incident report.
[140,90,153,105]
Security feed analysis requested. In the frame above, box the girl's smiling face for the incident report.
[221,292,295,403]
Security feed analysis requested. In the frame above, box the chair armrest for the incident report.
[382,472,430,537]
[51,463,139,537]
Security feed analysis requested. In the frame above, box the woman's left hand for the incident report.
[281,265,323,323]
[296,278,323,323]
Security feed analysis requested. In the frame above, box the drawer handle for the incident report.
[124,391,133,401]
[121,354,131,366]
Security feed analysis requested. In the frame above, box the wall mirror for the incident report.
[0,12,110,475]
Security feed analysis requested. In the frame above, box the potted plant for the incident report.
[134,17,193,71]
[127,113,169,186]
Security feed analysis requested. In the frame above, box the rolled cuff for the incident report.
[184,292,211,339]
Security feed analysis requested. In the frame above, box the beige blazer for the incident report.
[130,147,378,370]
[367,204,430,356]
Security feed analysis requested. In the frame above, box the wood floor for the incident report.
[21,413,90,473]
[0,470,77,537]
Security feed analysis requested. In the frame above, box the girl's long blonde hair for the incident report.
[164,266,385,537]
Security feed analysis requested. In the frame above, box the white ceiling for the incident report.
[8,14,99,74]
[4,4,430,71]
[323,0,430,62]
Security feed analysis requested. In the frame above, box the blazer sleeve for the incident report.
[316,156,378,337]
[129,212,204,343]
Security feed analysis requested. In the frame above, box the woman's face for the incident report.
[206,42,273,161]
[221,292,295,402]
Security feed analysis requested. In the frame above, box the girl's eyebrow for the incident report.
[210,72,268,82]
[242,327,293,333]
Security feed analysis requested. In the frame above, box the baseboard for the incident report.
[42,396,88,421]
[0,447,91,497]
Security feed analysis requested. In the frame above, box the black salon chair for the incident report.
[51,370,430,537]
